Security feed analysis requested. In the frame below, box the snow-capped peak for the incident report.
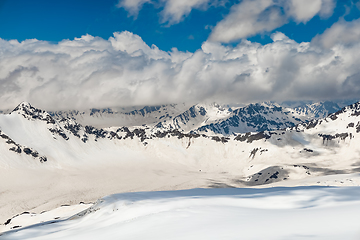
[12,101,36,113]
[11,101,56,125]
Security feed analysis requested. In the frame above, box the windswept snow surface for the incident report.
[2,187,360,240]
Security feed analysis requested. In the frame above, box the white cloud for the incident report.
[117,0,225,25]
[286,0,335,23]
[209,0,285,42]
[109,31,171,60]
[160,0,211,25]
[312,19,360,48]
[286,0,323,23]
[209,0,336,43]
[1,31,360,111]
[117,0,334,33]
[116,0,151,17]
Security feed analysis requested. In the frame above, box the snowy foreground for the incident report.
[2,187,360,240]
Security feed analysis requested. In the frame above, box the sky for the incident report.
[1,0,360,110]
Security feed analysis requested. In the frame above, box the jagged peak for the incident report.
[11,102,56,124]
[12,101,36,113]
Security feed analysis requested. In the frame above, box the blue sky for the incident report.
[1,0,359,52]
[1,0,360,110]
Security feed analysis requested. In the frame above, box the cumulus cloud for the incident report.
[209,0,335,43]
[1,31,360,110]
[312,19,360,48]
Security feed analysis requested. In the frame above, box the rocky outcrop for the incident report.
[0,130,47,163]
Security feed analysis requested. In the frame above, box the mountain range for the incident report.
[1,99,360,232]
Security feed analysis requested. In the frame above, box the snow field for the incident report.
[2,187,360,240]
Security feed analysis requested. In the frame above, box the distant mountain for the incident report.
[153,103,232,132]
[194,102,305,135]
[282,100,358,119]
[49,104,190,128]
[49,100,355,136]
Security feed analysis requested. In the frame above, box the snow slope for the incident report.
[1,101,360,228]
[2,187,360,240]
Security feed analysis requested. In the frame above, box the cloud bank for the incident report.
[1,30,360,110]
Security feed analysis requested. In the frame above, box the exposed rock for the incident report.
[234,132,273,143]
[318,133,349,144]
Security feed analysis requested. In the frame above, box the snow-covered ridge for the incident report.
[48,100,351,136]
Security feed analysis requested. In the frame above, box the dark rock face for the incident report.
[199,107,206,116]
[12,102,56,124]
[64,122,81,138]
[153,129,200,140]
[48,127,69,140]
[234,132,273,143]
[4,219,11,225]
[249,148,259,158]
[318,133,349,144]
[132,129,147,142]
[211,136,230,143]
[9,146,22,153]
[244,166,289,186]
[119,127,134,139]
[304,120,320,129]
[0,130,47,163]
[85,126,107,140]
